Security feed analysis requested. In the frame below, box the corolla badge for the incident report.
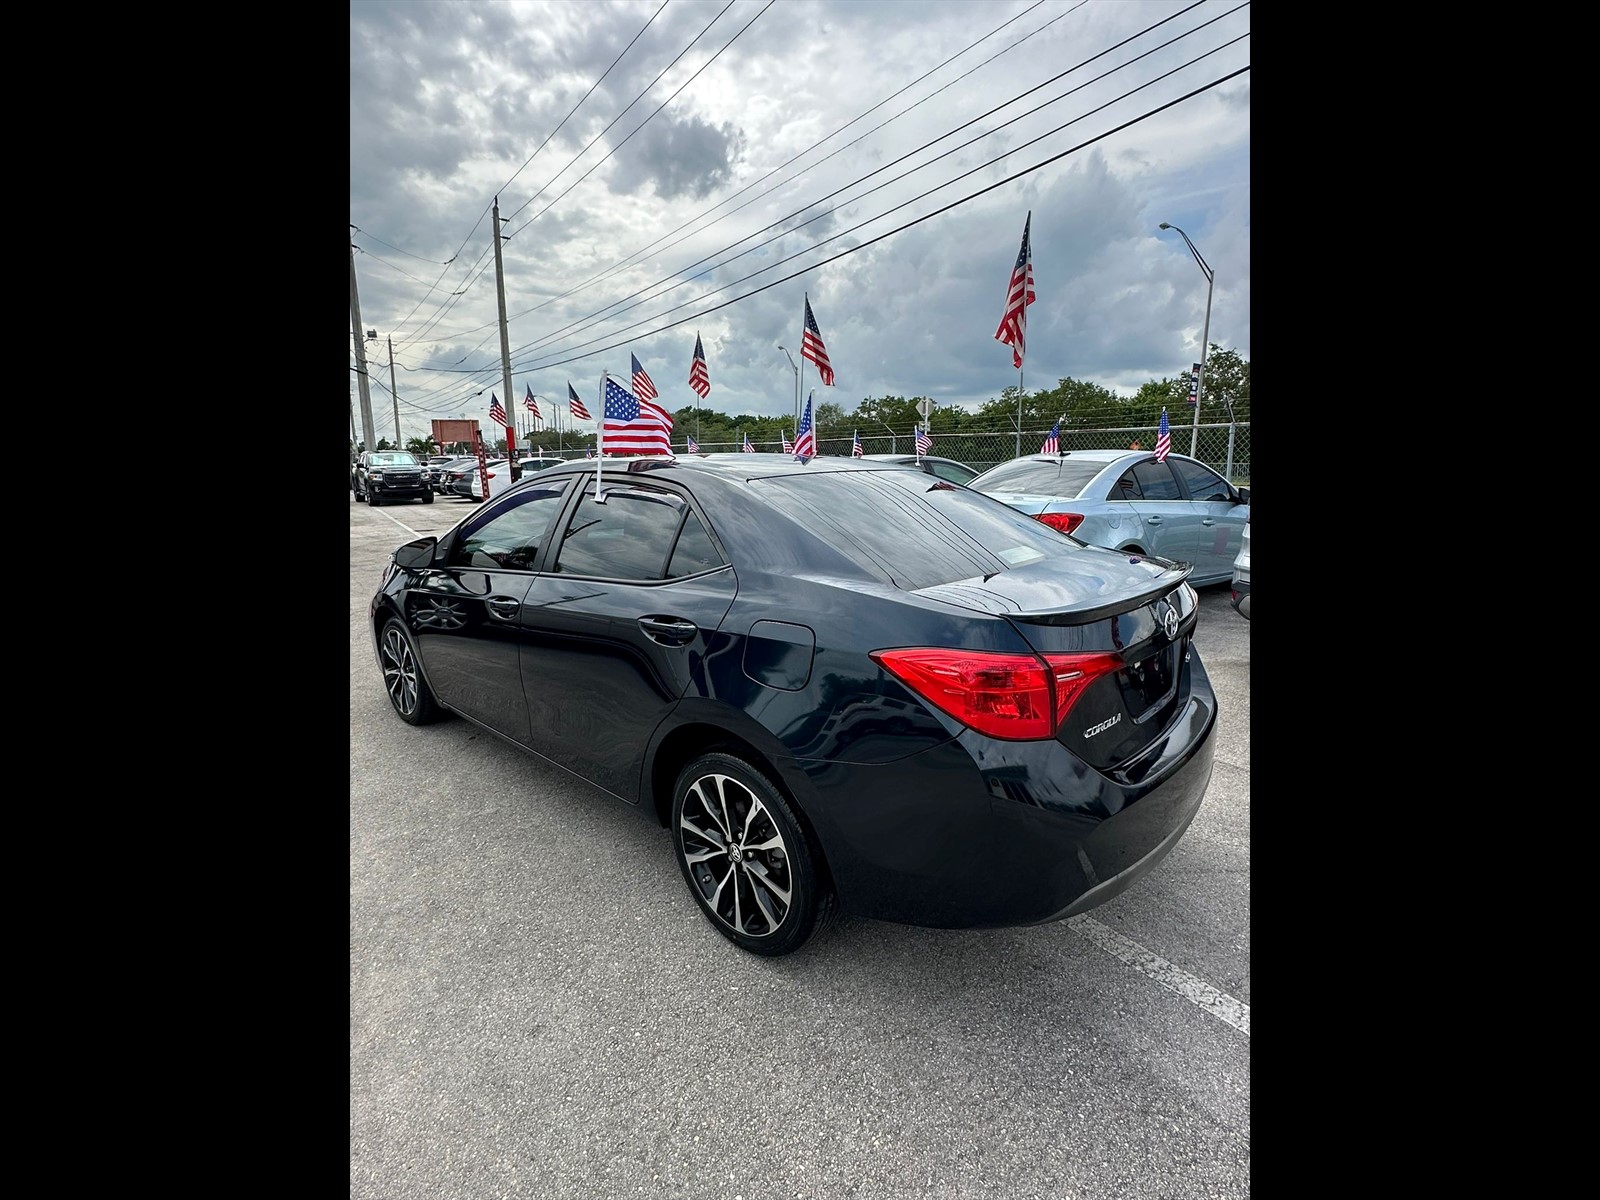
[1155,600,1179,640]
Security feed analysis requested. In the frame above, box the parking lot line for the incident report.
[1067,915,1250,1035]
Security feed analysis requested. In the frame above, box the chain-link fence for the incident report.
[646,422,1251,484]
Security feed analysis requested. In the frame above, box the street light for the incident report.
[1158,222,1214,458]
[776,345,800,431]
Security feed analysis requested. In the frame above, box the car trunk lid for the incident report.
[914,554,1196,770]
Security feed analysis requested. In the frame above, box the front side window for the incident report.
[1131,460,1181,500]
[553,488,697,581]
[451,480,571,570]
[1170,458,1234,502]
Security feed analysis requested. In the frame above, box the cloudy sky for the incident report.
[349,0,1250,444]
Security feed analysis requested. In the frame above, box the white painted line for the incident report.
[374,508,420,539]
[1067,915,1250,1036]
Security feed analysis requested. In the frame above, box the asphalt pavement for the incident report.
[350,488,1250,1199]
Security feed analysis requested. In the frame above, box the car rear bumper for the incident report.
[784,651,1218,929]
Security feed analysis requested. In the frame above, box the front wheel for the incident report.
[671,752,834,956]
[422,490,434,504]
[378,617,444,725]
[368,489,380,506]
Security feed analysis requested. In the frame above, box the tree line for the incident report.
[353,344,1249,457]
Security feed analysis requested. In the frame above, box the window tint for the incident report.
[1131,460,1181,500]
[554,489,686,580]
[972,458,1102,496]
[754,471,1088,590]
[452,480,570,571]
[929,461,978,484]
[1171,458,1233,502]
[1110,470,1142,501]
[667,510,724,577]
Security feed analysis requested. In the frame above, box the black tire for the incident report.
[368,488,380,506]
[671,752,834,956]
[378,617,444,725]
[422,490,434,504]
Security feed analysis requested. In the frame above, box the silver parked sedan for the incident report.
[969,450,1250,585]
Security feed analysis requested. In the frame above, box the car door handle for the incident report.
[1201,519,1216,526]
[639,616,698,645]
[486,595,521,620]
[1145,516,1163,524]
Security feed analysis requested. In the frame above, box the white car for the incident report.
[464,460,513,502]
[1230,515,1250,620]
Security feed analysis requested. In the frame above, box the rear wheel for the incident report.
[671,752,833,956]
[379,618,443,725]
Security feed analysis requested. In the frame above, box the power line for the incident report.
[521,67,1250,375]
[512,4,1237,366]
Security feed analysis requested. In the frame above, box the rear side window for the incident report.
[754,471,1086,590]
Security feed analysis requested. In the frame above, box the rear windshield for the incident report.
[752,470,1088,590]
[972,458,1102,496]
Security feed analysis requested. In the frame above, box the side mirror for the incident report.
[393,536,438,570]
[1236,487,1250,505]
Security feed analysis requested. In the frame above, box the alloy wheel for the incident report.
[677,772,794,939]
[380,623,420,716]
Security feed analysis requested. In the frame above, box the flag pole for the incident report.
[594,373,609,502]
[798,295,806,430]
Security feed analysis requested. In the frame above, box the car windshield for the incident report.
[369,453,419,467]
[972,458,1103,496]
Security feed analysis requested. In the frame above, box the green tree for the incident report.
[1199,345,1249,423]
[406,435,436,457]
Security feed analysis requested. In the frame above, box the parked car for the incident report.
[1230,515,1250,620]
[455,459,514,502]
[516,455,567,477]
[858,453,980,484]
[427,456,474,492]
[969,450,1249,586]
[369,454,1217,956]
[353,451,433,506]
[445,459,504,499]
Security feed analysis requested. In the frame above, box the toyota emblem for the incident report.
[1156,601,1179,640]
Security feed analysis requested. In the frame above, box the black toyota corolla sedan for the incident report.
[369,454,1217,956]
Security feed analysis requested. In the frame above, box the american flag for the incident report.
[1155,408,1171,462]
[524,385,540,422]
[781,429,794,454]
[569,382,591,422]
[631,353,658,402]
[916,426,932,456]
[488,393,508,426]
[689,334,711,398]
[994,211,1036,369]
[1041,416,1060,455]
[801,296,835,386]
[742,432,755,453]
[794,393,816,459]
[852,430,863,457]
[687,436,700,454]
[602,377,671,456]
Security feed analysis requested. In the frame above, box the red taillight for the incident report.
[1034,512,1084,535]
[870,648,1123,741]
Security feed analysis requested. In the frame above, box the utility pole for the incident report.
[387,336,401,450]
[492,198,521,481]
[349,236,378,451]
